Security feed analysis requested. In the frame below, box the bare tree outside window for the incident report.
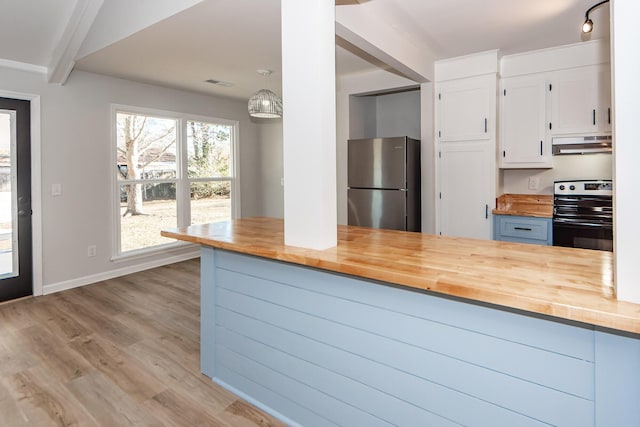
[113,109,236,255]
[116,112,178,252]
[116,113,177,216]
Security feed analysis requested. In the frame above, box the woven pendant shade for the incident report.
[248,89,283,118]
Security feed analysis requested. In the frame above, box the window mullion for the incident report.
[176,117,190,227]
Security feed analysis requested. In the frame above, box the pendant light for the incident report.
[248,69,283,118]
[581,0,609,33]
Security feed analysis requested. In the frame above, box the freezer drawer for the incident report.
[348,188,407,231]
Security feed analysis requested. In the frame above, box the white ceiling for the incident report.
[361,0,610,59]
[0,0,611,100]
[0,0,77,67]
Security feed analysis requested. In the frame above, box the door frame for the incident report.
[0,90,42,296]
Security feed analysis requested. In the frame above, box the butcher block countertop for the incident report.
[493,194,553,218]
[162,217,640,334]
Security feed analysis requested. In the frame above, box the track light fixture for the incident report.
[581,0,610,33]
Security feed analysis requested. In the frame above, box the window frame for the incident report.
[110,104,240,261]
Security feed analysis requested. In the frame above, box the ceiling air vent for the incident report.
[205,79,234,87]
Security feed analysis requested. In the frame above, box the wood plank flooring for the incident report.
[0,259,286,427]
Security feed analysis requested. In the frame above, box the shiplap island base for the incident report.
[162,217,640,427]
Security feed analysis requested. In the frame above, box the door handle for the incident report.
[540,140,543,156]
[485,204,489,219]
[593,109,596,125]
[484,118,487,133]
[514,227,532,231]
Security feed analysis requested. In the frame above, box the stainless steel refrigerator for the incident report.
[347,137,421,232]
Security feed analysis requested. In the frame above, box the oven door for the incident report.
[553,220,613,251]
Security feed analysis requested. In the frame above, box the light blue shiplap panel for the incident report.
[216,250,594,361]
[595,328,640,425]
[216,267,594,400]
[217,329,459,427]
[215,365,334,427]
[216,287,591,427]
[217,309,549,427]
[200,246,216,378]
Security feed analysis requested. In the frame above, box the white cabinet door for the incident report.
[550,66,613,135]
[438,76,492,142]
[596,66,612,132]
[500,76,551,168]
[438,142,493,240]
[550,68,595,135]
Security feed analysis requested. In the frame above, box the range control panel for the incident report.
[554,180,612,196]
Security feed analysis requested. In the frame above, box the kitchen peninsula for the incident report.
[162,217,640,426]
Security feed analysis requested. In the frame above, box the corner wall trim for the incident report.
[42,249,200,295]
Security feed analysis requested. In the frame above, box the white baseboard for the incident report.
[42,249,200,295]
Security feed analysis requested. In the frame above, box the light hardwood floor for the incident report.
[0,259,286,427]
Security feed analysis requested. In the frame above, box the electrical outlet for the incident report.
[528,176,540,191]
[87,245,97,257]
[51,183,62,196]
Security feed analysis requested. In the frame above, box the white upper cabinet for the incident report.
[595,66,612,132]
[437,75,493,142]
[500,75,551,168]
[550,64,611,135]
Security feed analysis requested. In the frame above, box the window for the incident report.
[113,106,239,257]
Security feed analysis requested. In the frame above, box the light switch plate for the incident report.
[528,176,540,191]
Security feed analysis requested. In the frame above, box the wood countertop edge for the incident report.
[491,209,553,219]
[161,222,639,335]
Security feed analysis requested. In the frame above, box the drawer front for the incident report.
[497,216,549,241]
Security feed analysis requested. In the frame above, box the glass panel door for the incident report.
[0,97,32,302]
[0,110,17,279]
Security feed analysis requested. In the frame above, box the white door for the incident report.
[500,76,550,167]
[438,77,492,142]
[438,142,492,240]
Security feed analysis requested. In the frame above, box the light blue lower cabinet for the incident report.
[201,247,640,427]
[493,214,553,245]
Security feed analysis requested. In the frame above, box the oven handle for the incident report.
[553,219,613,228]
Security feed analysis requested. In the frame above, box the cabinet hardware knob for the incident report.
[593,109,596,125]
[514,227,532,231]
[540,140,543,156]
[484,118,487,133]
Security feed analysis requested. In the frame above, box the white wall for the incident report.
[420,82,435,233]
[348,96,376,139]
[501,154,613,194]
[376,91,420,139]
[611,0,640,303]
[0,66,261,292]
[256,119,284,218]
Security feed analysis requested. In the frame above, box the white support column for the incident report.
[611,0,640,302]
[281,0,337,249]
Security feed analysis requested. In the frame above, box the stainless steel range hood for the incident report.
[552,135,612,155]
